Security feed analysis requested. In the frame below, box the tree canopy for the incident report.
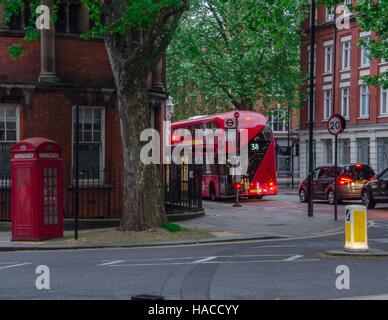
[167,0,306,119]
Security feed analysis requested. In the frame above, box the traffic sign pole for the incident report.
[328,114,346,221]
[233,112,242,208]
[334,134,338,221]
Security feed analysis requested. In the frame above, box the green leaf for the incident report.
[8,44,23,59]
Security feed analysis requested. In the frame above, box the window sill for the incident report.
[322,72,333,76]
[378,115,388,119]
[357,116,370,120]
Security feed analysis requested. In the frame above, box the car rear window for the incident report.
[344,165,375,180]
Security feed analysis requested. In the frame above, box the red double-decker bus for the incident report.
[171,111,277,200]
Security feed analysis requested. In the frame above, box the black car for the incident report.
[361,168,388,209]
[299,163,375,204]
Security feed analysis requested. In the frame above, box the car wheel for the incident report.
[362,190,376,209]
[328,190,335,205]
[299,189,308,203]
[209,183,216,201]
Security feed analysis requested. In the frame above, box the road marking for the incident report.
[253,245,299,249]
[0,263,32,270]
[98,260,125,266]
[370,238,388,243]
[191,256,217,264]
[336,294,388,300]
[100,254,319,267]
[107,258,320,267]
[284,254,304,261]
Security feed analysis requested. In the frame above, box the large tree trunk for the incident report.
[104,34,167,231]
[102,0,189,231]
[116,77,167,231]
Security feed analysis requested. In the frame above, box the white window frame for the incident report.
[360,37,370,67]
[0,104,20,185]
[72,106,106,184]
[342,40,351,71]
[381,88,388,116]
[324,45,333,74]
[269,109,288,133]
[341,87,350,119]
[344,0,352,5]
[323,89,332,120]
[326,7,335,22]
[359,85,370,118]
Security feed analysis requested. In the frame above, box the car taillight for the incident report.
[338,177,353,185]
[235,183,242,190]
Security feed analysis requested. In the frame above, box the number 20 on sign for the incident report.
[327,114,346,136]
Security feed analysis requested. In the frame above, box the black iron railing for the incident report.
[164,164,203,214]
[64,167,123,219]
[0,143,11,221]
[1,144,203,221]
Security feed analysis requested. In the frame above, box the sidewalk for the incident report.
[180,199,342,239]
[0,196,344,251]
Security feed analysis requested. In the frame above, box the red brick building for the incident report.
[299,2,388,178]
[0,1,168,219]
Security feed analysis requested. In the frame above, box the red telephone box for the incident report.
[11,138,64,241]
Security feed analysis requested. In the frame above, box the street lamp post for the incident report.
[307,0,316,218]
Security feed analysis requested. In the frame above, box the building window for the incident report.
[381,88,388,116]
[341,87,350,119]
[344,0,352,5]
[360,85,370,118]
[360,37,370,67]
[55,0,81,34]
[377,138,388,173]
[357,138,370,164]
[269,109,289,132]
[326,7,335,21]
[6,1,33,30]
[324,45,333,73]
[339,139,351,164]
[73,106,105,181]
[342,41,351,70]
[323,90,332,120]
[0,105,18,176]
[323,139,333,164]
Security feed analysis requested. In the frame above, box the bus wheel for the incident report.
[209,183,216,201]
[256,196,263,200]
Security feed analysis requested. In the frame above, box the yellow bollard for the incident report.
[345,205,368,252]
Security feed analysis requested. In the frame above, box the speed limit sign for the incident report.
[327,114,346,136]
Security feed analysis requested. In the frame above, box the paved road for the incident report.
[1,222,388,300]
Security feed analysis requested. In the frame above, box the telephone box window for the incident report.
[44,168,59,225]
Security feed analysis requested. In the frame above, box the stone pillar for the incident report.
[39,0,59,83]
[79,4,90,33]
[0,1,9,30]
[152,58,164,91]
